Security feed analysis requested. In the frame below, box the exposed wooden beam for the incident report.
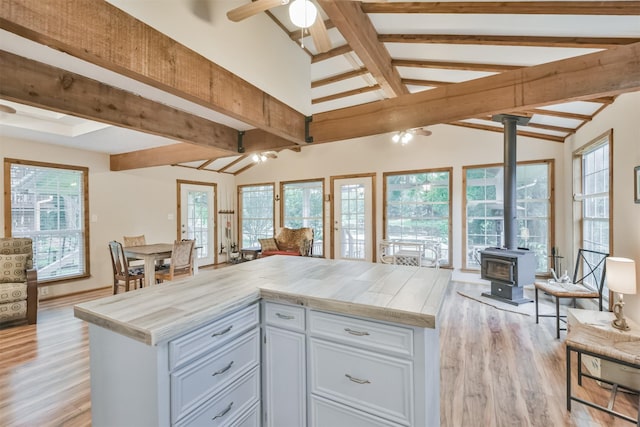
[362,2,640,15]
[313,85,381,104]
[450,122,566,143]
[379,34,640,49]
[311,44,354,63]
[0,0,307,143]
[310,41,640,143]
[218,155,247,173]
[110,144,232,171]
[0,50,239,153]
[318,0,408,97]
[393,59,521,72]
[312,68,369,88]
[402,78,454,87]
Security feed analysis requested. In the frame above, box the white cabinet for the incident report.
[263,302,306,427]
[262,302,438,427]
[88,303,261,427]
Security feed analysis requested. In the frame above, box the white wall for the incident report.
[236,123,566,271]
[565,92,640,323]
[0,136,236,299]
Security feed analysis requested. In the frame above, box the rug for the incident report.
[456,284,541,316]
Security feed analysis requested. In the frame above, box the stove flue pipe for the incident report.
[492,114,531,250]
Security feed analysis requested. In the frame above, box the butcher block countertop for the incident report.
[74,256,451,346]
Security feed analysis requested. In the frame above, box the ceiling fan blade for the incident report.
[413,128,432,137]
[309,16,332,53]
[227,0,288,22]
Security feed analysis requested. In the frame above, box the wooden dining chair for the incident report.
[534,248,609,338]
[155,239,195,283]
[108,241,145,294]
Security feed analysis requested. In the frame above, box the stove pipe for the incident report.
[492,114,530,249]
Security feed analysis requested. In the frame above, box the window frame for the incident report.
[462,159,555,273]
[4,157,90,284]
[382,167,453,267]
[238,182,275,249]
[573,130,613,305]
[280,178,325,257]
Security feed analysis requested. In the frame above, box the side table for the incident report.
[566,308,640,425]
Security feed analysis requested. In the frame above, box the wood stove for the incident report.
[481,247,536,305]
[480,114,536,305]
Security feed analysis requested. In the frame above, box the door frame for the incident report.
[329,173,376,261]
[177,179,217,266]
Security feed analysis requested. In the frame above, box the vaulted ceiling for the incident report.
[1,1,639,174]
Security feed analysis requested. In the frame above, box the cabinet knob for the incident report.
[211,325,233,337]
[276,312,295,320]
[211,360,234,377]
[211,401,233,420]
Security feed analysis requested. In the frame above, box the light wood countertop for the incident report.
[74,256,451,346]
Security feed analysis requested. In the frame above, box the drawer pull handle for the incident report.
[345,374,371,385]
[211,325,233,338]
[211,361,234,377]
[344,328,369,336]
[211,401,233,420]
[275,313,295,320]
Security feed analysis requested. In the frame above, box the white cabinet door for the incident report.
[264,325,306,427]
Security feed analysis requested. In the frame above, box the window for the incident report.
[464,160,553,273]
[281,179,324,256]
[574,131,611,294]
[384,169,452,266]
[4,158,89,282]
[239,183,274,248]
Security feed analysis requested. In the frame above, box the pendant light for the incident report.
[289,0,317,28]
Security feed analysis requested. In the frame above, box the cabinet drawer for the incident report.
[264,301,305,332]
[175,366,260,427]
[311,395,403,427]
[171,328,260,423]
[310,338,413,426]
[309,310,413,357]
[169,303,259,370]
[233,401,261,427]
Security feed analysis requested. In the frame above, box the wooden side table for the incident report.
[566,308,640,425]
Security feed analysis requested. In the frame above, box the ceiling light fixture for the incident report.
[0,104,17,114]
[252,151,278,163]
[392,131,413,145]
[289,0,317,29]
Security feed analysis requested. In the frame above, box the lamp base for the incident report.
[612,317,631,331]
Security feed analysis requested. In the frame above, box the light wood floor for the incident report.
[0,281,637,426]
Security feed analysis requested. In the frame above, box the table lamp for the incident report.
[606,257,637,331]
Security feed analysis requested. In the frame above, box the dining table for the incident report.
[123,243,173,288]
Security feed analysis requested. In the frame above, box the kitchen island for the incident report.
[75,256,451,426]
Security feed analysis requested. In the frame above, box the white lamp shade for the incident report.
[606,257,637,294]
[289,0,317,28]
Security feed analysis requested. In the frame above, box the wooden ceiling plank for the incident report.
[312,68,369,88]
[317,0,408,97]
[524,109,593,121]
[402,79,455,87]
[362,2,640,15]
[451,122,566,143]
[0,50,239,153]
[312,85,381,104]
[379,34,640,49]
[0,0,306,143]
[110,144,232,171]
[393,59,521,72]
[310,41,640,143]
[311,44,353,63]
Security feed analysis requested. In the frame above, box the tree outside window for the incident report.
[239,184,274,248]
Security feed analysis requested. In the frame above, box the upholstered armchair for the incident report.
[260,227,314,257]
[0,237,38,325]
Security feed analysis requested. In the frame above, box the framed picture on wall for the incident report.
[635,166,640,203]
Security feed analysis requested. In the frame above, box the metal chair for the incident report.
[534,249,609,338]
[108,241,145,294]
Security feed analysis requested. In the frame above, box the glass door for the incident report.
[332,176,374,262]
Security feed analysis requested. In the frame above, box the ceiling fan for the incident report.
[227,0,332,53]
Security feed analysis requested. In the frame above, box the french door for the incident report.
[331,175,374,262]
[178,182,216,267]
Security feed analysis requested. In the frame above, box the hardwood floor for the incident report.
[0,281,637,426]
